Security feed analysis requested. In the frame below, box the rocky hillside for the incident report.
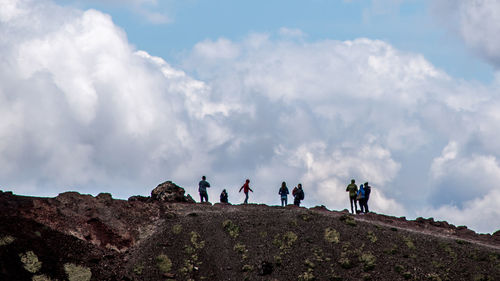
[1,181,499,281]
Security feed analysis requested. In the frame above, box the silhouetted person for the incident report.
[220,189,228,203]
[198,176,210,203]
[293,183,304,206]
[358,184,366,213]
[278,181,289,206]
[239,179,253,204]
[346,179,358,214]
[364,182,371,213]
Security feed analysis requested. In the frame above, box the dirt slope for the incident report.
[1,185,499,281]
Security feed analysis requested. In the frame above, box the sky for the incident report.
[1,0,500,233]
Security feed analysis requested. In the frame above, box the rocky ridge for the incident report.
[1,181,499,280]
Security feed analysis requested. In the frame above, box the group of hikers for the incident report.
[278,182,305,207]
[346,179,371,214]
[197,176,371,214]
[198,176,255,205]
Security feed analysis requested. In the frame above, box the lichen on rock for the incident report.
[19,251,42,273]
[64,263,92,281]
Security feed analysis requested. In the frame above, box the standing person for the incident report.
[278,182,289,207]
[293,183,305,206]
[364,182,371,213]
[239,179,253,204]
[346,179,358,214]
[220,189,228,203]
[198,176,210,203]
[357,184,366,214]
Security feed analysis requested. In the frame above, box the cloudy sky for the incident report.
[1,0,500,233]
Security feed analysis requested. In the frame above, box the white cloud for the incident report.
[0,0,25,22]
[181,32,500,232]
[0,0,224,198]
[2,0,500,234]
[418,189,500,234]
[429,142,500,208]
[433,0,500,68]
[278,27,306,39]
[192,38,241,61]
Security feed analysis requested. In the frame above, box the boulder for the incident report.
[151,181,195,203]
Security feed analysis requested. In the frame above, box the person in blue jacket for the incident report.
[357,184,367,213]
[278,181,289,206]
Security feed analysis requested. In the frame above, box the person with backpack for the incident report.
[278,182,289,206]
[239,179,253,204]
[364,182,371,213]
[357,184,367,214]
[346,179,358,214]
[293,183,304,206]
[220,189,229,203]
[198,175,210,203]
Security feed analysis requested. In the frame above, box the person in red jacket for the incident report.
[239,179,253,204]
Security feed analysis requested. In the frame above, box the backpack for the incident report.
[298,189,304,200]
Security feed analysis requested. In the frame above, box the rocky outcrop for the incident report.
[150,181,195,203]
[0,180,196,253]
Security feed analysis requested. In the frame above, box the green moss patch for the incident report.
[324,227,340,244]
[339,214,357,226]
[156,254,173,273]
[19,251,42,273]
[234,243,249,260]
[32,275,52,281]
[367,231,377,243]
[64,263,92,281]
[403,236,415,250]
[172,224,182,235]
[133,263,144,275]
[190,231,205,249]
[359,253,376,271]
[222,220,240,238]
[0,235,15,246]
[273,231,298,252]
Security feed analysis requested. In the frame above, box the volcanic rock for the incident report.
[150,181,195,203]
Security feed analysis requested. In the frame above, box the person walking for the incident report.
[220,189,228,203]
[198,176,210,203]
[239,179,253,204]
[346,179,358,214]
[364,182,371,213]
[293,183,304,206]
[278,181,289,207]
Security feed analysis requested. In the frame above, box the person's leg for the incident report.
[285,197,287,206]
[349,197,354,213]
[354,197,358,213]
[359,199,365,213]
[244,192,249,204]
[365,198,369,213]
[199,192,203,203]
[205,193,209,203]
